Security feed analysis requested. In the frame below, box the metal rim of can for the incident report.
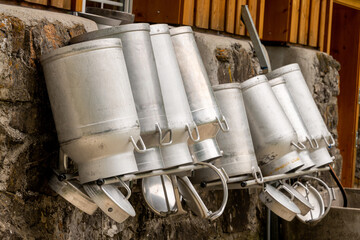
[266,63,301,80]
[240,74,268,91]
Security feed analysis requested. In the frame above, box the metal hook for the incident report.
[307,136,319,149]
[155,123,173,146]
[115,178,132,200]
[129,136,147,153]
[216,115,230,132]
[291,141,307,150]
[59,148,68,173]
[322,134,335,148]
[252,166,264,185]
[186,122,201,142]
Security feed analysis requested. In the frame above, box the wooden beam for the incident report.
[326,0,334,53]
[309,0,321,47]
[225,0,236,33]
[24,0,48,5]
[257,0,265,39]
[247,0,258,36]
[183,0,195,25]
[195,0,211,28]
[289,0,301,43]
[298,0,311,45]
[319,0,327,51]
[210,0,226,31]
[235,0,247,35]
[334,0,360,10]
[71,0,83,12]
[262,0,291,42]
[331,3,360,187]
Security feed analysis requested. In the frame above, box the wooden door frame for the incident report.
[330,3,360,187]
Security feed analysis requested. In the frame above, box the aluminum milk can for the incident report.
[266,64,334,167]
[169,26,229,162]
[192,83,260,182]
[41,39,140,183]
[266,64,335,147]
[71,24,171,172]
[150,24,197,168]
[241,75,304,176]
[269,77,316,170]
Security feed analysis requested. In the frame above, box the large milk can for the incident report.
[266,64,334,167]
[192,83,260,182]
[269,77,316,170]
[241,75,303,176]
[41,39,141,183]
[71,24,171,172]
[169,26,229,162]
[150,24,197,168]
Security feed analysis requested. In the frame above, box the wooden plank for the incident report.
[257,0,265,39]
[24,0,48,5]
[235,0,246,35]
[298,0,311,45]
[210,0,226,31]
[326,0,334,53]
[289,0,300,43]
[195,0,211,28]
[262,0,291,42]
[331,3,360,187]
[71,0,83,12]
[51,0,71,10]
[225,0,236,33]
[132,0,182,24]
[247,0,258,36]
[183,0,195,25]
[334,0,360,10]
[319,0,327,51]
[309,0,321,47]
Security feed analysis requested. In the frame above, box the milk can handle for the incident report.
[155,123,173,146]
[186,122,201,142]
[291,141,307,150]
[322,134,335,148]
[216,115,230,132]
[129,136,147,153]
[307,136,319,149]
[277,184,295,201]
[195,162,229,221]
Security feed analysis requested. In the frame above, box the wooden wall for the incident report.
[181,0,265,38]
[263,0,333,53]
[15,0,82,11]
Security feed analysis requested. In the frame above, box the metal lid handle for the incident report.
[194,162,229,221]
